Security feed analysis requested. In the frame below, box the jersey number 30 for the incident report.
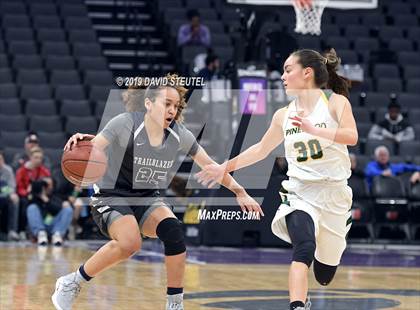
[294,139,323,162]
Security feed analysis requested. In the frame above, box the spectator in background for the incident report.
[349,153,365,178]
[12,132,51,170]
[197,54,220,81]
[26,177,73,246]
[177,9,211,47]
[365,145,420,189]
[368,102,415,142]
[0,151,19,241]
[15,147,51,239]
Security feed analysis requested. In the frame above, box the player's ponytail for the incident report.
[292,49,350,98]
[324,49,350,98]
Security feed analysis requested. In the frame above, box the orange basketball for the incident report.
[61,140,107,187]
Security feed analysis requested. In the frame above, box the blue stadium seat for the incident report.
[84,70,113,86]
[0,68,13,84]
[77,56,108,71]
[26,99,57,116]
[60,100,91,116]
[386,3,412,15]
[0,114,26,131]
[16,69,48,85]
[337,49,358,64]
[68,30,97,43]
[59,4,88,17]
[406,79,420,93]
[29,115,62,133]
[89,86,111,102]
[403,66,420,80]
[332,12,360,25]
[8,41,37,55]
[379,26,405,41]
[37,29,66,42]
[389,38,414,52]
[345,25,369,38]
[398,51,420,66]
[1,131,28,148]
[376,78,403,93]
[398,93,419,108]
[406,109,420,125]
[73,43,103,57]
[297,35,321,50]
[0,99,21,115]
[65,116,98,134]
[41,42,71,56]
[324,36,351,49]
[0,84,18,99]
[373,64,400,79]
[20,84,53,100]
[364,92,391,108]
[12,55,43,69]
[33,15,62,29]
[365,139,396,156]
[64,17,92,29]
[2,15,30,28]
[5,28,34,41]
[55,85,86,101]
[393,14,418,27]
[50,70,81,86]
[45,56,76,71]
[29,4,58,16]
[353,107,371,123]
[354,38,379,51]
[185,0,211,8]
[0,54,8,68]
[38,132,66,148]
[0,2,26,15]
[361,13,386,26]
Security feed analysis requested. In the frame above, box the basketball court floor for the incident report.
[1,241,419,310]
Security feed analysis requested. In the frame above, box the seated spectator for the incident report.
[197,54,220,82]
[349,153,365,178]
[12,132,51,170]
[0,151,19,241]
[177,9,211,47]
[368,102,415,142]
[365,146,420,189]
[26,177,73,246]
[15,147,51,238]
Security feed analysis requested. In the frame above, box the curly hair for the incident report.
[122,73,188,123]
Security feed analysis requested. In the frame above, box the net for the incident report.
[293,0,329,36]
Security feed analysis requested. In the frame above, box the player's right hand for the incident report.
[64,133,93,151]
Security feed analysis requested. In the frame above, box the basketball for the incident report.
[61,140,107,187]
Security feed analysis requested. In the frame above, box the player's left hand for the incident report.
[289,115,316,134]
[235,190,264,218]
[195,162,227,188]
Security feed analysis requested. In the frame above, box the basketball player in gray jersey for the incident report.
[52,74,263,310]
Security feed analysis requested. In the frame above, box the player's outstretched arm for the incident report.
[191,147,264,217]
[195,108,286,186]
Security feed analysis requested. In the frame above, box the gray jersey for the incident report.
[96,111,199,197]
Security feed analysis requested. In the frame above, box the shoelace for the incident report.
[168,302,183,310]
[61,281,81,298]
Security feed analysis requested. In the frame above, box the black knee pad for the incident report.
[314,259,337,286]
[156,218,186,256]
[293,240,316,268]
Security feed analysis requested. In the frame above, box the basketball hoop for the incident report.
[292,0,329,36]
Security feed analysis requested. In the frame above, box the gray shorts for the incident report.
[91,196,172,238]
